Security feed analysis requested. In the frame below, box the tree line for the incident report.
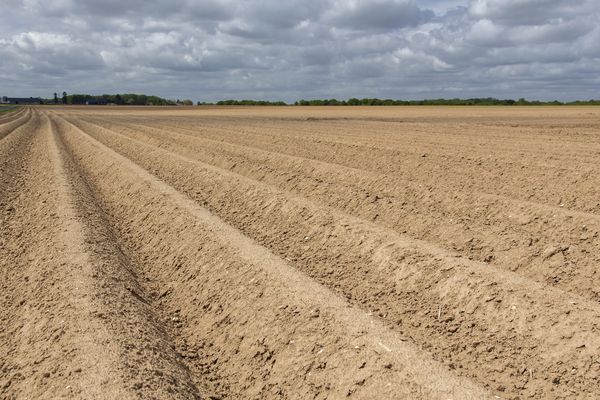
[293,97,600,106]
[46,93,192,106]
[42,94,600,106]
[208,99,287,106]
[202,97,600,106]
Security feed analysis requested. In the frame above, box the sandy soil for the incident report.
[1,105,600,399]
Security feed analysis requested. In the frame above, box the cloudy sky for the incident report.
[1,0,599,102]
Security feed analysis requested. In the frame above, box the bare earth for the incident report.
[1,106,599,399]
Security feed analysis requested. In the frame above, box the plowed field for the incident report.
[1,106,599,399]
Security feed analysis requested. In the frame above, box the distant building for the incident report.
[1,96,43,104]
[86,99,108,105]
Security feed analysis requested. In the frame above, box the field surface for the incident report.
[0,105,17,114]
[1,106,600,399]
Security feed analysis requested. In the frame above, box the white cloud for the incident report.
[0,0,599,101]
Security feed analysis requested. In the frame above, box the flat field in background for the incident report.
[0,105,17,113]
[2,106,600,399]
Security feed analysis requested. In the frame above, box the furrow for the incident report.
[0,115,40,398]
[0,111,89,398]
[45,111,210,399]
[86,116,600,218]
[120,118,600,213]
[140,117,600,169]
[0,107,25,124]
[51,112,492,399]
[53,112,600,399]
[74,116,600,304]
[0,108,32,141]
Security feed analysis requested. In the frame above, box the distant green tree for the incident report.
[289,97,581,106]
[216,99,287,106]
[62,91,68,104]
[53,93,58,104]
[70,94,91,104]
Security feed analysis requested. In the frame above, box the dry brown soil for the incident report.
[1,105,600,399]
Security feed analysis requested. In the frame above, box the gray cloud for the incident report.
[327,0,433,30]
[1,0,599,101]
[468,0,597,26]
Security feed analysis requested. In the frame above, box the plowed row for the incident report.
[1,106,599,399]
